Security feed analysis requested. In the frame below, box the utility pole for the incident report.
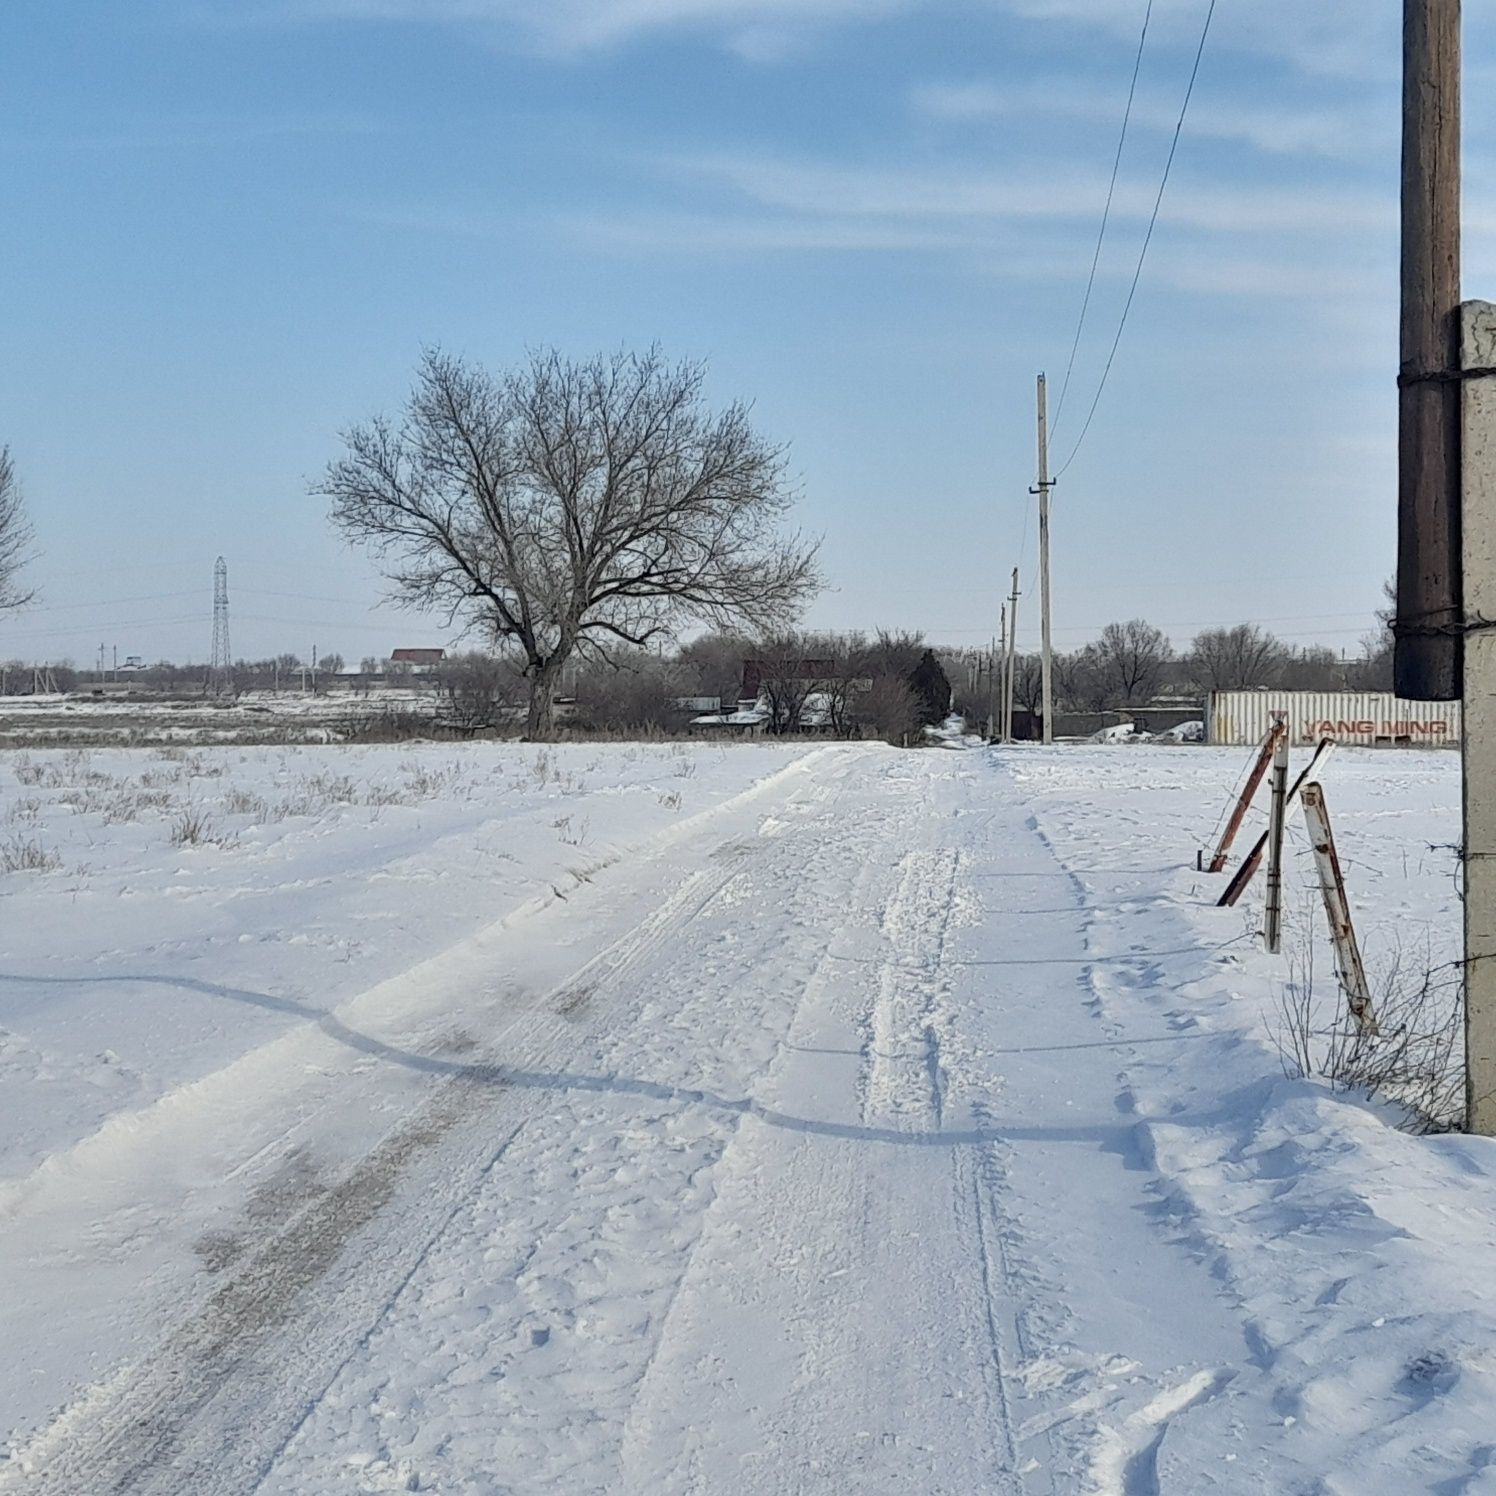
[1395,2,1488,1130]
[1396,0,1462,700]
[989,619,1002,741]
[1461,299,1496,1131]
[1004,568,1020,744]
[1032,374,1056,744]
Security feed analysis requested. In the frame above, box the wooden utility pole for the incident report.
[1034,374,1055,744]
[1396,0,1462,700]
[1004,569,1020,744]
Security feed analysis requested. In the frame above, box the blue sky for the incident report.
[3,0,1494,668]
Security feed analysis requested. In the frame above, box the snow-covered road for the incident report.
[6,742,1496,1493]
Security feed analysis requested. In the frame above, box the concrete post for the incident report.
[1461,299,1496,1132]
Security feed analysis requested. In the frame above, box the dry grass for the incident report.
[0,836,61,873]
[170,806,225,848]
[6,796,41,825]
[552,814,590,846]
[1274,927,1464,1134]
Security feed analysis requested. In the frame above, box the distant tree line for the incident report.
[424,629,948,743]
[944,612,1393,722]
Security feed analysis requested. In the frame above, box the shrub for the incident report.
[170,806,220,847]
[1273,930,1463,1133]
[0,837,60,872]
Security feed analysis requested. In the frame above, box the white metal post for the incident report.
[1263,728,1290,953]
[1301,783,1379,1036]
[1461,299,1496,1132]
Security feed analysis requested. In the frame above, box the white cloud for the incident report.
[910,80,1389,160]
[233,0,909,52]
[656,150,1391,236]
[203,0,1405,79]
[995,0,1399,81]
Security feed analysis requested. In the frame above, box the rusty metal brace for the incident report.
[1301,782,1379,1037]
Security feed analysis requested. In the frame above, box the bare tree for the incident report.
[0,449,35,615]
[1087,620,1174,707]
[1279,644,1345,692]
[1351,579,1396,691]
[678,631,752,709]
[319,348,820,738]
[1186,623,1286,692]
[796,632,868,739]
[753,632,832,735]
[574,649,684,732]
[1012,653,1044,717]
[863,629,927,680]
[1054,648,1110,712]
[435,651,524,733]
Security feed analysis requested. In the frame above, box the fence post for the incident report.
[1208,716,1286,873]
[1461,299,1496,1132]
[1301,783,1379,1036]
[1219,738,1336,909]
[1263,728,1290,952]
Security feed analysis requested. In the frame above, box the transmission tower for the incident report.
[208,556,233,697]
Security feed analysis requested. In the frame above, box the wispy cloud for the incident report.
[206,0,909,54]
[653,150,1391,236]
[357,145,1395,301]
[995,0,1398,82]
[196,0,1397,78]
[910,80,1388,161]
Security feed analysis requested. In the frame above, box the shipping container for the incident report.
[1206,691,1461,748]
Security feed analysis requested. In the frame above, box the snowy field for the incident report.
[0,690,440,746]
[0,738,1489,1494]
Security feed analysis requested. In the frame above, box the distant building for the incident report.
[389,648,446,671]
[739,657,836,705]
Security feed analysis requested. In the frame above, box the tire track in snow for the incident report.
[0,816,787,1496]
[860,844,961,1132]
[611,803,906,1485]
[618,759,1031,1495]
[264,750,888,1494]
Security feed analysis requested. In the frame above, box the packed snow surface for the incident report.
[0,738,1488,1494]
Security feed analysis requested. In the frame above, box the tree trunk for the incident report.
[525,660,562,740]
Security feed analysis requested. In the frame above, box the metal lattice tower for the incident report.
[208,556,232,696]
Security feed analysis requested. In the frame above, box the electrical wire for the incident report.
[18,590,202,614]
[1050,0,1154,441]
[1053,0,1219,480]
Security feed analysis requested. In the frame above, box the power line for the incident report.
[0,613,203,641]
[1053,0,1219,479]
[238,587,395,607]
[18,590,202,614]
[1050,0,1154,440]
